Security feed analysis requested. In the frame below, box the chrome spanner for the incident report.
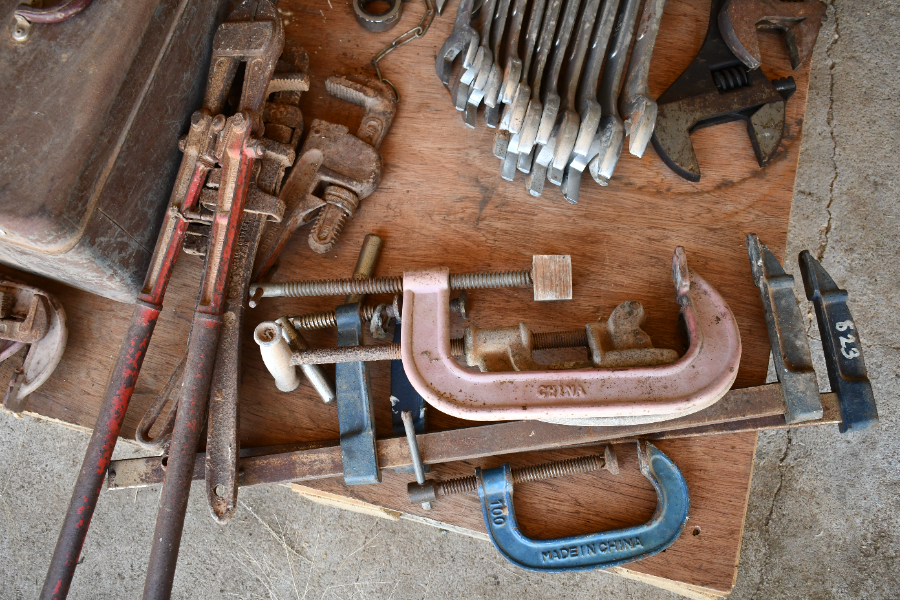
[436,0,480,94]
[546,0,603,189]
[620,0,666,158]
[486,0,528,129]
[460,0,497,121]
[560,0,620,203]
[508,0,563,174]
[525,0,584,196]
[588,0,640,186]
[493,0,547,166]
[479,0,514,127]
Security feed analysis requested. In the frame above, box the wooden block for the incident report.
[532,255,573,301]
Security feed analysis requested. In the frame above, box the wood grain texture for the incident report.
[13,0,811,595]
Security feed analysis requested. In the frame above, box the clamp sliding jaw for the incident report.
[400,247,741,423]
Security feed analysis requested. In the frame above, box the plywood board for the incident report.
[12,0,811,595]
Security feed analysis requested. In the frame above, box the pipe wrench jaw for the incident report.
[478,441,689,572]
[204,0,284,116]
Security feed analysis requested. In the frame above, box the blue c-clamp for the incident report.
[477,441,689,572]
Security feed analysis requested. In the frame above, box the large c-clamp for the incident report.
[400,247,741,424]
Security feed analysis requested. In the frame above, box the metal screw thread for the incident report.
[436,475,478,496]
[532,329,588,350]
[260,270,533,300]
[512,455,603,484]
[309,205,350,254]
[0,292,12,319]
[450,338,465,357]
[277,276,404,298]
[290,305,379,330]
[434,454,606,498]
[449,270,532,290]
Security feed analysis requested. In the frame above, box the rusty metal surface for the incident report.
[42,302,161,600]
[719,0,826,70]
[0,276,67,412]
[0,0,231,303]
[649,0,797,182]
[205,43,306,524]
[109,383,812,490]
[13,0,94,23]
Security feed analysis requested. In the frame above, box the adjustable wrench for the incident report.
[545,0,603,188]
[560,0,620,203]
[588,0,641,186]
[525,0,586,196]
[619,0,666,158]
[719,0,825,71]
[650,0,796,181]
[42,3,282,599]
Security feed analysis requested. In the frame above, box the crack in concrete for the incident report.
[750,430,795,599]
[817,2,841,260]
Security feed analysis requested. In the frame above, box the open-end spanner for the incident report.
[533,0,582,147]
[545,0,603,188]
[525,0,587,196]
[491,0,532,159]
[719,0,825,71]
[650,0,796,182]
[492,0,548,166]
[479,0,514,127]
[497,0,531,107]
[560,0,620,203]
[508,0,564,172]
[587,0,641,186]
[459,0,497,121]
[435,0,480,92]
[619,0,666,158]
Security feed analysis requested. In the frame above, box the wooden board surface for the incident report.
[11,0,811,595]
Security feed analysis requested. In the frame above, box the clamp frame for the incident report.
[400,247,741,422]
[478,441,689,572]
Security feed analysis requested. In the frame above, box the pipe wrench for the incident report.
[42,3,283,599]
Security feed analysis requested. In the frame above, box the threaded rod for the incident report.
[289,328,589,365]
[434,454,607,498]
[252,269,533,300]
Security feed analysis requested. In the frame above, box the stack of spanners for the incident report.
[436,0,821,200]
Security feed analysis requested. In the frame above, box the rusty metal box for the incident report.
[0,0,231,302]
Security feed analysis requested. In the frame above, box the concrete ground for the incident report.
[2,2,898,598]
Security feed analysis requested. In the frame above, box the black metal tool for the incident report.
[650,0,796,182]
[335,303,382,484]
[747,234,822,423]
[799,252,878,432]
